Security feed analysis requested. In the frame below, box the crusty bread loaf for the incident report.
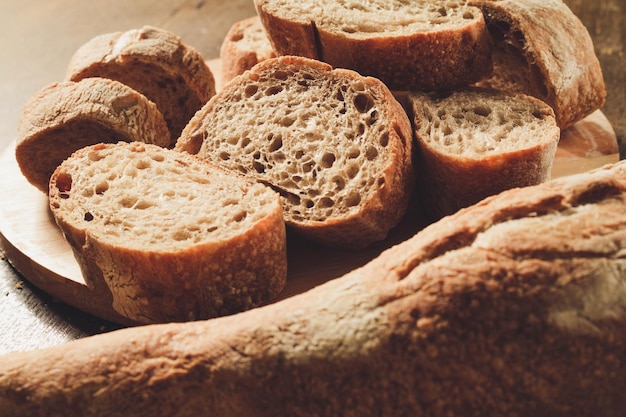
[220,16,276,84]
[472,0,606,129]
[408,87,560,220]
[65,25,216,141]
[15,77,170,194]
[253,0,493,91]
[2,159,625,416]
[176,55,415,249]
[48,141,287,324]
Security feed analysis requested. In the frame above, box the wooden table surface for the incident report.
[0,0,624,355]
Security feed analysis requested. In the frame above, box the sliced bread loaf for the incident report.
[220,16,277,85]
[176,56,415,249]
[472,0,606,129]
[48,141,287,324]
[408,87,560,220]
[15,77,170,194]
[65,25,216,141]
[253,0,493,91]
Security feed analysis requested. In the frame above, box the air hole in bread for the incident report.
[366,146,379,161]
[135,158,151,170]
[269,135,283,151]
[346,192,361,207]
[265,86,283,96]
[379,132,389,147]
[120,196,138,208]
[473,106,492,117]
[233,211,248,222]
[244,85,258,98]
[354,93,374,113]
[463,11,474,19]
[253,160,266,173]
[95,181,109,195]
[346,163,359,179]
[83,212,94,222]
[219,151,230,161]
[320,152,336,168]
[55,172,73,193]
[333,176,346,191]
[172,229,191,242]
[319,197,334,208]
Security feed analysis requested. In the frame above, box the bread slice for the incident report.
[408,87,560,220]
[220,16,277,84]
[65,25,216,141]
[253,0,493,91]
[15,77,171,194]
[175,55,415,249]
[48,141,287,324]
[3,159,626,416]
[471,0,606,129]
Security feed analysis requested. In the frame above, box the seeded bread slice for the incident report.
[176,56,415,249]
[15,77,170,194]
[408,87,560,220]
[48,142,287,324]
[220,16,277,85]
[65,25,216,141]
[472,0,606,129]
[253,0,493,91]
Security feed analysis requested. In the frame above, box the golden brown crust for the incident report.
[254,0,494,91]
[473,0,606,129]
[1,160,625,416]
[66,25,216,141]
[15,78,170,194]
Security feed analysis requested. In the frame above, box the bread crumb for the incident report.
[14,281,24,290]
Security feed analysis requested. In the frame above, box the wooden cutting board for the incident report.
[0,109,619,325]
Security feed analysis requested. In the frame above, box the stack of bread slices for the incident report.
[14,0,607,326]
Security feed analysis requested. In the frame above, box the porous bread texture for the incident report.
[15,77,170,194]
[2,161,626,417]
[176,55,415,249]
[220,16,277,84]
[409,87,559,220]
[472,0,606,129]
[254,0,493,90]
[48,142,287,324]
[66,25,216,142]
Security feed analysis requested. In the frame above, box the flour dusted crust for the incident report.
[66,25,216,141]
[254,0,493,91]
[2,159,626,416]
[176,56,415,249]
[15,77,170,194]
[220,16,277,84]
[473,0,606,129]
[409,87,560,219]
[48,142,287,324]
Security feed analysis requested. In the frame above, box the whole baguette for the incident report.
[1,160,626,416]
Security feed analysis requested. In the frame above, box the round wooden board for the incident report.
[0,110,620,325]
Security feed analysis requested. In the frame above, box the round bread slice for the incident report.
[254,0,493,91]
[15,77,171,194]
[408,87,560,220]
[176,56,415,249]
[48,141,287,324]
[65,25,216,141]
[220,16,277,85]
